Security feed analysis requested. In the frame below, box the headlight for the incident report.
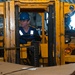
[65,48,71,55]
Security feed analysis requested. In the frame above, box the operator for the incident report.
[19,12,41,66]
[19,12,41,44]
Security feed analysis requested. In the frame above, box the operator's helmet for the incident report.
[20,12,30,21]
[69,5,74,10]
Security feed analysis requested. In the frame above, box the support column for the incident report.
[60,2,65,65]
[4,1,16,63]
[55,0,61,65]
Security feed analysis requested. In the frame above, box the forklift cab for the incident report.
[15,0,56,66]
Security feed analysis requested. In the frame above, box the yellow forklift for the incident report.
[1,0,75,67]
[0,0,65,66]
